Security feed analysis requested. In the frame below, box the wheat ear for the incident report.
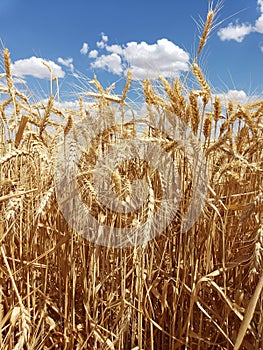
[197,9,215,56]
[39,94,54,137]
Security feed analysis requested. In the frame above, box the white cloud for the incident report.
[11,56,65,79]
[218,1,263,43]
[96,33,109,49]
[53,99,93,111]
[90,38,189,79]
[255,14,263,33]
[258,0,263,13]
[255,1,263,33]
[123,39,189,79]
[89,50,98,58]
[217,22,254,42]
[101,33,108,42]
[106,44,123,55]
[96,41,105,49]
[216,90,250,104]
[80,42,89,55]
[57,57,74,72]
[91,53,123,75]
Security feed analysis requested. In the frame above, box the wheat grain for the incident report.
[213,96,222,124]
[14,115,28,148]
[226,99,234,118]
[39,94,54,137]
[203,115,212,140]
[35,186,54,217]
[64,115,73,137]
[192,63,210,105]
[189,91,200,135]
[206,130,231,155]
[4,49,15,98]
[197,10,214,56]
[111,170,123,200]
[121,69,132,103]
[159,76,186,119]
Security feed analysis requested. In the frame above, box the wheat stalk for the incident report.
[197,9,215,56]
[39,94,54,137]
[192,63,210,106]
[64,115,73,137]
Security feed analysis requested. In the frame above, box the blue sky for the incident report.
[1,0,263,103]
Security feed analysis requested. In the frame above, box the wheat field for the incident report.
[0,7,263,350]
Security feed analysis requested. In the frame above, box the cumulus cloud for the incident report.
[217,22,254,42]
[89,50,98,58]
[255,14,263,33]
[11,56,65,79]
[96,32,109,49]
[101,33,108,42]
[53,99,93,111]
[123,39,189,79]
[57,57,74,72]
[218,1,263,43]
[96,41,105,49]
[216,89,250,104]
[91,53,123,75]
[80,42,89,55]
[106,44,123,55]
[89,38,190,79]
[258,0,263,12]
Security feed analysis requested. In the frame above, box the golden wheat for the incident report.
[197,9,214,56]
[0,7,262,348]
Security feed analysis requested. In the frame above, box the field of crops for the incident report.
[0,7,263,350]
